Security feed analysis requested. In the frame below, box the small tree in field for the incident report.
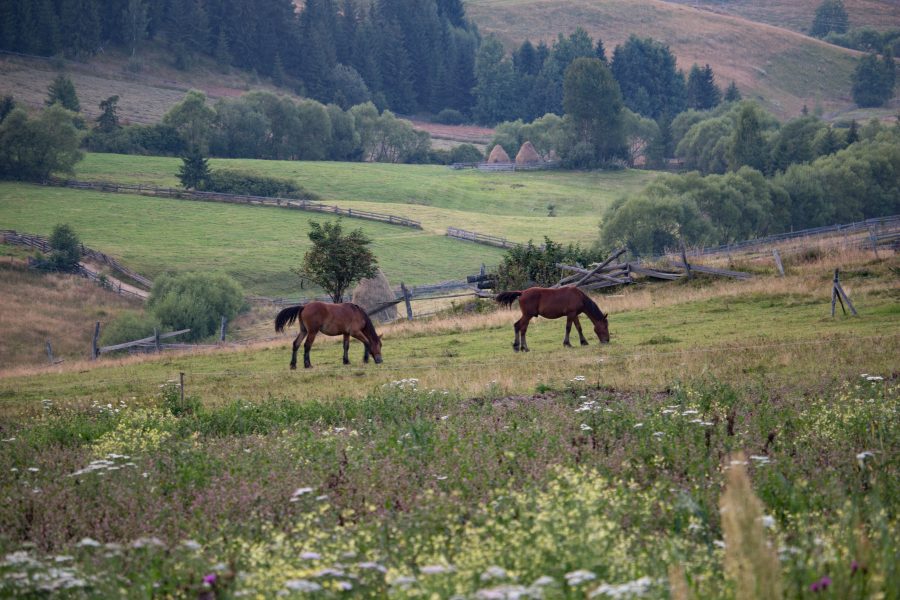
[297,220,378,303]
[46,74,81,112]
[48,223,81,272]
[177,147,209,189]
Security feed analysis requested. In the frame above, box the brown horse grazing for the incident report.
[495,287,609,352]
[275,302,383,369]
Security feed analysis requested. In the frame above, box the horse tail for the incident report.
[274,305,304,333]
[494,291,523,307]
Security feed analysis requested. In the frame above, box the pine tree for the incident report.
[562,57,626,165]
[595,39,607,64]
[728,104,767,172]
[846,119,860,145]
[177,147,209,190]
[46,74,80,112]
[96,95,120,132]
[724,81,741,102]
[686,64,721,110]
[611,35,686,120]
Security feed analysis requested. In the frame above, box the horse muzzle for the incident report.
[374,355,383,364]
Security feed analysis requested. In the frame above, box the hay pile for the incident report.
[351,269,398,323]
[487,144,511,163]
[515,141,542,164]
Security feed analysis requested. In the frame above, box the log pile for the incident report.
[554,247,752,290]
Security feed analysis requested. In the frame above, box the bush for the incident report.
[435,108,465,125]
[494,238,605,291]
[449,143,485,164]
[147,272,245,341]
[99,311,161,347]
[47,224,81,272]
[203,169,318,200]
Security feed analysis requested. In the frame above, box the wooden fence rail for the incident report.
[97,328,191,356]
[446,227,519,249]
[46,179,422,229]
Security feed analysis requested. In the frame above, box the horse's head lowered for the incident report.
[369,334,383,364]
[595,313,610,344]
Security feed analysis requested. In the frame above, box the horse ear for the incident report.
[378,334,383,341]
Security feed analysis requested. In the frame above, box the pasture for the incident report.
[0,247,897,597]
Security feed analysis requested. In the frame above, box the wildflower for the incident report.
[588,576,655,598]
[532,576,555,587]
[851,560,866,575]
[440,415,449,420]
[335,581,353,591]
[565,570,597,586]
[357,562,387,573]
[421,564,454,575]
[481,566,509,581]
[390,575,417,587]
[27,467,39,473]
[76,538,102,548]
[856,451,875,467]
[300,552,321,560]
[131,537,165,549]
[633,423,643,429]
[580,424,593,432]
[682,409,699,416]
[2,437,15,442]
[181,540,202,551]
[290,486,315,502]
[315,568,346,578]
[652,431,664,438]
[865,375,883,381]
[436,475,448,481]
[475,585,531,599]
[203,573,217,586]
[573,375,586,382]
[809,575,832,592]
[285,579,322,592]
[760,515,776,529]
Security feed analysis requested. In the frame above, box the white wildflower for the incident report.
[284,579,322,592]
[588,576,655,598]
[300,552,321,560]
[481,566,509,581]
[421,564,454,575]
[566,570,597,586]
[76,538,102,548]
[580,423,593,432]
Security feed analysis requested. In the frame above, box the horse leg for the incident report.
[303,330,318,369]
[564,316,573,347]
[519,316,532,352]
[573,316,589,346]
[290,327,307,370]
[349,332,371,363]
[342,334,351,365]
[513,318,522,352]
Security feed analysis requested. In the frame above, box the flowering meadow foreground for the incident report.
[0,253,898,598]
[0,374,897,598]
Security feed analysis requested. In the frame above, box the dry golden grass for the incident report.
[0,260,142,369]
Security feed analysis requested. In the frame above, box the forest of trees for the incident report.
[0,0,478,116]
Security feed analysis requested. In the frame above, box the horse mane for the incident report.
[580,291,607,322]
[351,303,380,342]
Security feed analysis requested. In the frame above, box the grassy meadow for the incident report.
[0,247,898,597]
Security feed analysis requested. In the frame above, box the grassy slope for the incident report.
[2,250,897,410]
[0,183,504,296]
[465,0,897,120]
[71,153,656,243]
[662,0,900,35]
[0,258,142,369]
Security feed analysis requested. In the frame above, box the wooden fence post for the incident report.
[91,322,100,360]
[868,227,880,260]
[154,328,161,353]
[220,316,228,342]
[773,249,785,277]
[680,241,692,280]
[831,269,858,317]
[179,372,185,405]
[400,282,413,321]
[46,340,54,364]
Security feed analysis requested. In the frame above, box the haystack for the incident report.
[487,144,511,164]
[351,269,398,323]
[515,140,542,165]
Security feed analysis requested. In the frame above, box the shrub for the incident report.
[203,169,318,200]
[494,238,605,291]
[449,143,485,164]
[47,224,81,272]
[99,311,161,348]
[147,272,245,341]
[435,108,465,125]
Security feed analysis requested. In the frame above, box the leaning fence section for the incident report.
[47,179,422,229]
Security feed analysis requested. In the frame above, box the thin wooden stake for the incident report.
[868,227,880,260]
[680,241,692,280]
[773,249,785,277]
[400,282,413,321]
[836,281,858,316]
[46,340,54,364]
[179,372,185,404]
[220,316,228,342]
[154,328,161,353]
[91,321,100,360]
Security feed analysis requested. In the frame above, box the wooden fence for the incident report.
[95,327,192,357]
[2,229,153,293]
[446,227,519,249]
[47,179,422,229]
[450,161,561,172]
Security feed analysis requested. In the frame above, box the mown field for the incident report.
[466,0,898,121]
[0,247,897,597]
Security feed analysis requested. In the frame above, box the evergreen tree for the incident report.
[611,35,686,120]
[724,81,742,102]
[686,64,721,110]
[96,95,120,132]
[436,0,466,28]
[595,39,607,64]
[177,147,209,190]
[513,40,540,76]
[59,0,101,57]
[46,74,80,112]
[48,223,82,272]
[846,119,860,145]
[810,0,849,38]
[122,0,149,57]
[0,96,14,123]
[473,34,518,124]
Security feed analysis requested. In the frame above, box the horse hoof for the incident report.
[522,347,530,353]
[290,364,297,370]
[513,345,520,353]
[343,359,350,365]
[581,341,589,346]
[304,363,312,369]
[563,342,572,348]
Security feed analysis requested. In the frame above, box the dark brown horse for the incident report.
[495,287,609,352]
[275,302,383,369]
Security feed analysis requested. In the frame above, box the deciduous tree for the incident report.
[298,220,378,303]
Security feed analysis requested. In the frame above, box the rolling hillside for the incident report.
[465,0,898,120]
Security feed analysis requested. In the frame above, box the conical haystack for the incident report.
[515,140,542,164]
[487,144,511,164]
[352,269,398,323]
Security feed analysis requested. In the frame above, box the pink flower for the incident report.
[810,576,831,592]
[203,573,217,586]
